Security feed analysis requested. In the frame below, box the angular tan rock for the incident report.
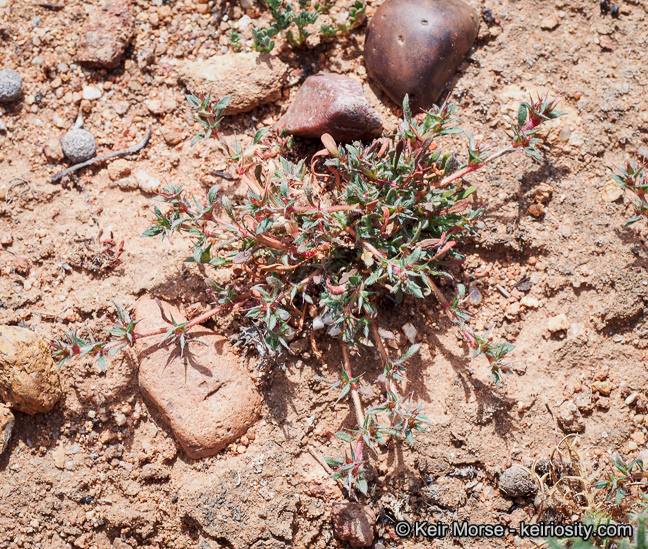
[43,137,64,163]
[278,73,383,142]
[107,158,132,181]
[0,404,14,455]
[557,400,585,433]
[180,52,288,115]
[601,181,623,202]
[534,183,553,203]
[0,325,62,414]
[135,297,261,458]
[547,313,568,333]
[76,0,134,69]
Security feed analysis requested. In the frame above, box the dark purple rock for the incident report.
[278,73,383,142]
[364,0,479,112]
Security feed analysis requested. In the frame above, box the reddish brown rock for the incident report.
[278,73,383,142]
[364,0,479,112]
[134,297,261,459]
[76,0,134,69]
[162,124,184,146]
[43,137,64,163]
[11,256,30,276]
[0,326,62,414]
[331,503,375,547]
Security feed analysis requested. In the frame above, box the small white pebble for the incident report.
[82,86,102,100]
[402,322,418,344]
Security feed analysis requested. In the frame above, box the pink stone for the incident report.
[278,73,383,142]
[76,0,134,69]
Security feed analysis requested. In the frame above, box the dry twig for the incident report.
[51,128,152,183]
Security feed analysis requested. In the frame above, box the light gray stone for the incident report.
[61,128,96,163]
[0,69,22,103]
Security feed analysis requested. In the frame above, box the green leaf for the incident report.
[405,430,414,445]
[209,257,229,267]
[216,95,232,111]
[335,431,352,443]
[142,226,163,237]
[253,127,269,145]
[355,477,368,495]
[402,94,412,123]
[400,344,420,362]
[461,185,477,199]
[256,216,274,235]
[222,195,235,221]
[186,94,201,108]
[208,184,220,204]
[324,456,342,468]
[517,102,528,126]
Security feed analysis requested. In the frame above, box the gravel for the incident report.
[60,128,96,163]
[0,69,22,102]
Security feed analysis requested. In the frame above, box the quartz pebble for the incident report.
[468,284,482,305]
[43,137,64,163]
[82,86,102,100]
[601,181,623,202]
[0,69,22,103]
[61,128,96,163]
[402,322,418,344]
[134,169,161,192]
[180,52,288,114]
[540,14,559,30]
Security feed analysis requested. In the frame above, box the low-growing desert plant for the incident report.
[547,515,646,549]
[252,0,319,51]
[613,156,648,226]
[252,0,365,52]
[594,456,645,506]
[51,92,562,494]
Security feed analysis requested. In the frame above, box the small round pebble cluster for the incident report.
[61,128,96,163]
[0,69,23,103]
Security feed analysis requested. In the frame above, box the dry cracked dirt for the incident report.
[2,0,648,548]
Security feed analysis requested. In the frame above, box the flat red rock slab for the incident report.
[76,0,134,69]
[134,297,261,459]
[278,73,383,142]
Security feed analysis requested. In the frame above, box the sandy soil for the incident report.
[2,0,648,547]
